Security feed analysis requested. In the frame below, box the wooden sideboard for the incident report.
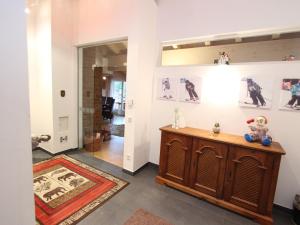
[156,125,285,225]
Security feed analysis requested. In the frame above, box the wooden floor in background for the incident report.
[84,135,124,168]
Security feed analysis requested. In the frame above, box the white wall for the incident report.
[0,1,35,224]
[51,0,78,153]
[28,0,78,154]
[157,0,300,42]
[130,0,158,171]
[75,0,158,172]
[28,0,55,152]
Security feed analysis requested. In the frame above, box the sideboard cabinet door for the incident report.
[189,139,228,198]
[224,147,273,213]
[159,132,192,185]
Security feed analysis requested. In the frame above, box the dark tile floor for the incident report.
[32,149,294,225]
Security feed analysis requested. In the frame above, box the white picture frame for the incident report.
[178,76,201,104]
[279,78,300,111]
[157,76,178,101]
[239,76,273,109]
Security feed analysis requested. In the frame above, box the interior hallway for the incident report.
[32,149,293,225]
[84,115,125,167]
[85,135,124,167]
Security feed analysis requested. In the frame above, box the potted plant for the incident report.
[212,122,221,134]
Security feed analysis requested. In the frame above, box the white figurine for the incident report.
[218,52,230,65]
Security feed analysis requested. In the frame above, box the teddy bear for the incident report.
[244,116,272,146]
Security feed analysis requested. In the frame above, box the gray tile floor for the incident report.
[32,149,294,225]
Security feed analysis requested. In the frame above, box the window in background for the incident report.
[111,80,126,115]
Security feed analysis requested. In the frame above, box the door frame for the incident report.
[76,37,128,165]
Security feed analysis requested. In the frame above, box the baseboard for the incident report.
[122,163,149,176]
[147,162,159,169]
[274,204,293,215]
[122,169,134,176]
[55,148,79,156]
[122,162,159,176]
[35,147,79,156]
[34,147,54,156]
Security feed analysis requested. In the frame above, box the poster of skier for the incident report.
[239,77,273,109]
[178,76,201,104]
[279,78,300,111]
[157,76,177,101]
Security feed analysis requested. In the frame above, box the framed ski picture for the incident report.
[279,78,300,111]
[157,76,178,101]
[239,76,273,109]
[178,76,201,104]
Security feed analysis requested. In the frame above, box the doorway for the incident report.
[78,40,127,168]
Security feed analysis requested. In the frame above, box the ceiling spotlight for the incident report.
[172,44,178,49]
[204,41,211,46]
[272,34,280,39]
[24,7,30,14]
[235,37,242,43]
[102,76,107,80]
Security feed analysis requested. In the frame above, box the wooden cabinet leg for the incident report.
[255,217,273,225]
[155,176,165,185]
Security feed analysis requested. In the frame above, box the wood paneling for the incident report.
[224,147,273,213]
[159,132,192,185]
[190,139,228,198]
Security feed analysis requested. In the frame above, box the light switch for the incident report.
[127,99,134,108]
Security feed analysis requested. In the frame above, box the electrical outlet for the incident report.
[60,136,68,143]
[126,155,131,161]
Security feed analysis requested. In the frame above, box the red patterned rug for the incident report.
[124,209,173,225]
[33,155,128,225]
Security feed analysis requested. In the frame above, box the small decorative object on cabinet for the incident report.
[212,122,220,134]
[172,108,180,129]
[156,125,285,225]
[172,108,186,129]
[244,116,272,146]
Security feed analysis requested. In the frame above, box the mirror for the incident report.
[161,30,300,66]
